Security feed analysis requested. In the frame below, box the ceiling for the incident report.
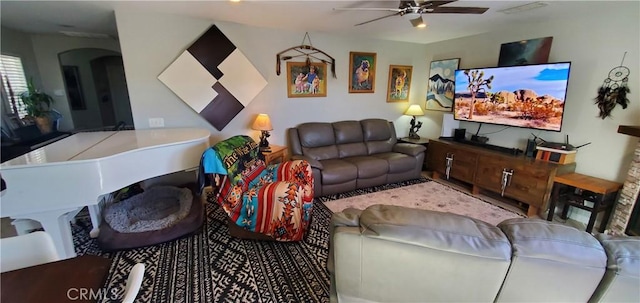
[0,1,616,44]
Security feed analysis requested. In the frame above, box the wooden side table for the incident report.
[263,145,287,165]
[546,173,623,233]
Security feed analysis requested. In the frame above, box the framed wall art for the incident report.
[386,65,412,102]
[498,37,553,66]
[62,65,86,110]
[426,58,459,111]
[286,62,327,98]
[348,52,376,93]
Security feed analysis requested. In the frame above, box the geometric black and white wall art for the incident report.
[159,25,267,130]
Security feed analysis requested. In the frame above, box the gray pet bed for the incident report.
[97,183,204,251]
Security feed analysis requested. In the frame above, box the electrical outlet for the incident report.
[148,117,164,128]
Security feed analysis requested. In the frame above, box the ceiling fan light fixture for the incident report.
[410,15,426,28]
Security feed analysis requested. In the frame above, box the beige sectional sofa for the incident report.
[287,119,425,197]
[329,204,640,303]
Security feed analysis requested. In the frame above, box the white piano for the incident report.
[0,128,210,259]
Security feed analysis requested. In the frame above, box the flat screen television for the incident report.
[453,62,571,132]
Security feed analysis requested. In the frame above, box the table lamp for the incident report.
[252,113,273,152]
[404,104,424,139]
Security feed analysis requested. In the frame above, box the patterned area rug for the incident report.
[71,177,520,302]
[73,197,333,303]
[321,180,524,225]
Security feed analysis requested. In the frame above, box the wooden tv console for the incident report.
[426,139,576,217]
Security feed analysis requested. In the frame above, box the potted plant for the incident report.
[20,78,54,133]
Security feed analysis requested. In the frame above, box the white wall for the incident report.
[114,9,428,146]
[422,2,639,183]
[30,35,121,130]
[0,27,42,93]
[114,3,638,184]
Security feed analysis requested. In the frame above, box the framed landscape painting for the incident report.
[287,62,327,98]
[348,52,376,93]
[426,58,459,111]
[386,65,412,102]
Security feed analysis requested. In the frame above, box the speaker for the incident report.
[454,128,466,141]
[440,113,460,138]
[525,139,537,158]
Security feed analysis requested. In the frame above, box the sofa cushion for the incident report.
[320,159,358,185]
[496,218,607,302]
[373,152,417,173]
[297,122,336,148]
[333,121,363,144]
[589,234,640,303]
[361,119,392,141]
[343,156,388,178]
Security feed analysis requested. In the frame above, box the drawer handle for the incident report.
[501,168,514,196]
[445,153,454,180]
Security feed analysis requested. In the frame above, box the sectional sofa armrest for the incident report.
[393,143,426,156]
[291,155,323,170]
[331,208,363,228]
[328,208,363,273]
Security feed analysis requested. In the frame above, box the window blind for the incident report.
[0,54,28,118]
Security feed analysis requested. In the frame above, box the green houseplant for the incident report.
[20,78,54,133]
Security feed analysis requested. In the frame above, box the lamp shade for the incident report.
[252,114,273,131]
[404,104,424,116]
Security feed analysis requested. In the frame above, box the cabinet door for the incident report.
[475,155,552,207]
[426,141,447,175]
[449,149,478,183]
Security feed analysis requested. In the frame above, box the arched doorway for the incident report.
[58,48,133,130]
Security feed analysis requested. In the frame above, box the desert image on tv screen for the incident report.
[454,63,571,131]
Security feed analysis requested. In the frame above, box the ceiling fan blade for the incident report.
[334,7,402,12]
[355,12,402,26]
[428,6,489,14]
[423,1,459,8]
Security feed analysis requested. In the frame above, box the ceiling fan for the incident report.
[334,1,489,27]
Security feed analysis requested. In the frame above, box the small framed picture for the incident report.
[286,62,327,98]
[348,52,376,93]
[386,65,412,102]
[426,58,460,111]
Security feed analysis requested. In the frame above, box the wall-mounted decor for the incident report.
[158,25,267,131]
[62,65,86,110]
[349,52,376,93]
[287,62,327,98]
[426,58,459,111]
[498,37,553,67]
[386,65,412,102]
[276,32,336,79]
[595,53,631,119]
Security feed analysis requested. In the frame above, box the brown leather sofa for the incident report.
[329,205,640,303]
[288,119,426,197]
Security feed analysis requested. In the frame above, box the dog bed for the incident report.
[97,183,204,251]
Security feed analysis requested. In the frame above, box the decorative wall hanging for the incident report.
[276,32,336,79]
[386,65,412,103]
[595,52,631,119]
[158,25,267,131]
[426,58,459,111]
[348,52,376,93]
[286,62,327,98]
[498,37,553,67]
[62,65,86,110]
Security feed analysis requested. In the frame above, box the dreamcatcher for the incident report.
[595,52,631,119]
